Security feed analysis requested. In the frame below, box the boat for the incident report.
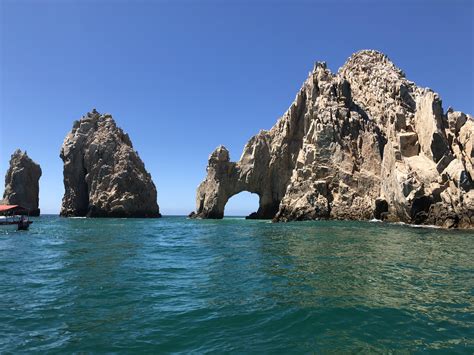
[0,205,33,231]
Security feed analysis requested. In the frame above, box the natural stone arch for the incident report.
[192,51,474,228]
[190,85,308,220]
[191,141,298,219]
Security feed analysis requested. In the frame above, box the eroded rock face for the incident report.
[60,110,161,218]
[2,149,42,216]
[192,50,473,228]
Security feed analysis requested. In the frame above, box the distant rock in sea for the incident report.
[2,149,42,216]
[191,50,473,228]
[60,109,161,218]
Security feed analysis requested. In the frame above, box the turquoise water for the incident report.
[0,216,473,353]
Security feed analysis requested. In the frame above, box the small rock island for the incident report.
[2,149,42,216]
[60,109,161,218]
[191,50,473,228]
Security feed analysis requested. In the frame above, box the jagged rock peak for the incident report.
[2,149,42,216]
[340,49,404,76]
[210,145,230,164]
[191,50,473,228]
[60,109,161,218]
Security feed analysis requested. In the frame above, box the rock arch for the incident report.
[191,139,298,220]
[191,84,307,220]
[191,50,474,228]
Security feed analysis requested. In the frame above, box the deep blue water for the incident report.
[0,216,473,353]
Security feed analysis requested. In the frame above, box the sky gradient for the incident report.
[1,0,473,215]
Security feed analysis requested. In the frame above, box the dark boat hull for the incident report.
[0,221,33,231]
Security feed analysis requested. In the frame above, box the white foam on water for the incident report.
[390,221,442,229]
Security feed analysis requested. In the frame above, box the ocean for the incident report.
[0,216,473,353]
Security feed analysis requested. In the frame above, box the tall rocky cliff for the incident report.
[191,50,473,228]
[2,149,42,216]
[60,109,161,218]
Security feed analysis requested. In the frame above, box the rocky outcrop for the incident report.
[2,150,42,216]
[192,50,473,228]
[60,109,161,218]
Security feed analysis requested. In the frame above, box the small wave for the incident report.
[390,221,441,229]
[408,224,441,229]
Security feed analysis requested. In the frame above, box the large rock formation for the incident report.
[60,109,161,218]
[2,149,42,216]
[191,50,473,228]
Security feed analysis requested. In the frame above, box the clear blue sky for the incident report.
[1,0,473,215]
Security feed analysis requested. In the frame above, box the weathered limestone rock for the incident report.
[399,132,420,157]
[413,91,450,163]
[2,149,42,216]
[60,109,161,218]
[192,50,473,228]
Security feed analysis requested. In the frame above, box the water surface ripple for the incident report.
[0,216,473,352]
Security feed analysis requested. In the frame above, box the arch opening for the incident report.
[224,191,260,218]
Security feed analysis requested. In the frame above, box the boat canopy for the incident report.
[0,205,29,214]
